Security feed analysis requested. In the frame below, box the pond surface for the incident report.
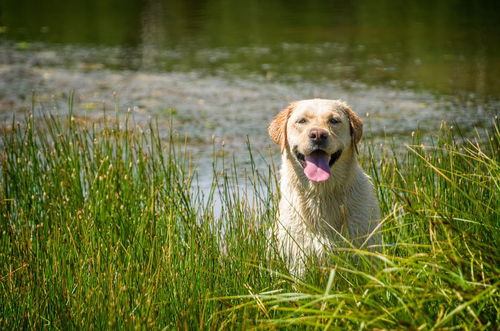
[3,0,500,94]
[1,0,499,188]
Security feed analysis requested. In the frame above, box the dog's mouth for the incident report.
[294,148,342,182]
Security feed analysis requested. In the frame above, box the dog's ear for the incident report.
[343,105,363,152]
[268,103,294,151]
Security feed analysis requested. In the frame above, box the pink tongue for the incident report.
[304,152,331,182]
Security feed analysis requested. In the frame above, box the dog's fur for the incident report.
[269,99,380,273]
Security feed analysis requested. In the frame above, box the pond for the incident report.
[1,0,499,188]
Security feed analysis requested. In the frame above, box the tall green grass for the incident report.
[1,110,498,329]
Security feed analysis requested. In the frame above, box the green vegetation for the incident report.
[1,111,498,329]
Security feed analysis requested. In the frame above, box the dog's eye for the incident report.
[297,118,307,124]
[328,118,341,124]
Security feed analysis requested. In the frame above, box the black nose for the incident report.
[309,129,328,143]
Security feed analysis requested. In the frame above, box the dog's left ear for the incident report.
[343,105,363,152]
[268,103,294,152]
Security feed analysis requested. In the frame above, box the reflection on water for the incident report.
[2,0,500,96]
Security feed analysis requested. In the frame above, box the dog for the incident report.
[268,99,380,274]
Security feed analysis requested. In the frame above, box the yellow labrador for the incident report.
[269,99,380,273]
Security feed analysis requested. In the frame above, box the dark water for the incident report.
[3,0,500,96]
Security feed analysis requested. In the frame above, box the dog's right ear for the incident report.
[268,103,294,152]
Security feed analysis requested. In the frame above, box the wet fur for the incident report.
[269,99,380,274]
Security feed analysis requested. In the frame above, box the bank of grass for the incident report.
[0,111,498,329]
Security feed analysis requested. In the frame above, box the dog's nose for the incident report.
[309,128,328,143]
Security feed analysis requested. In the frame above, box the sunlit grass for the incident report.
[1,109,498,329]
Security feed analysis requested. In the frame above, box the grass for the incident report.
[1,108,498,329]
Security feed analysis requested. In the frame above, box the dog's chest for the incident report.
[301,188,349,233]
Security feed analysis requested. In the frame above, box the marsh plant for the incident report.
[1,108,498,329]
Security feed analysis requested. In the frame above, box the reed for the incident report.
[1,109,498,329]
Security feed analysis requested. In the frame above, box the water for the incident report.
[1,0,499,191]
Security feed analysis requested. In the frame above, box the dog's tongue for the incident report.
[304,151,330,182]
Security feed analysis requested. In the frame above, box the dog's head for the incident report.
[268,99,363,183]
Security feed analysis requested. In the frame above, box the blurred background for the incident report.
[1,0,499,166]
